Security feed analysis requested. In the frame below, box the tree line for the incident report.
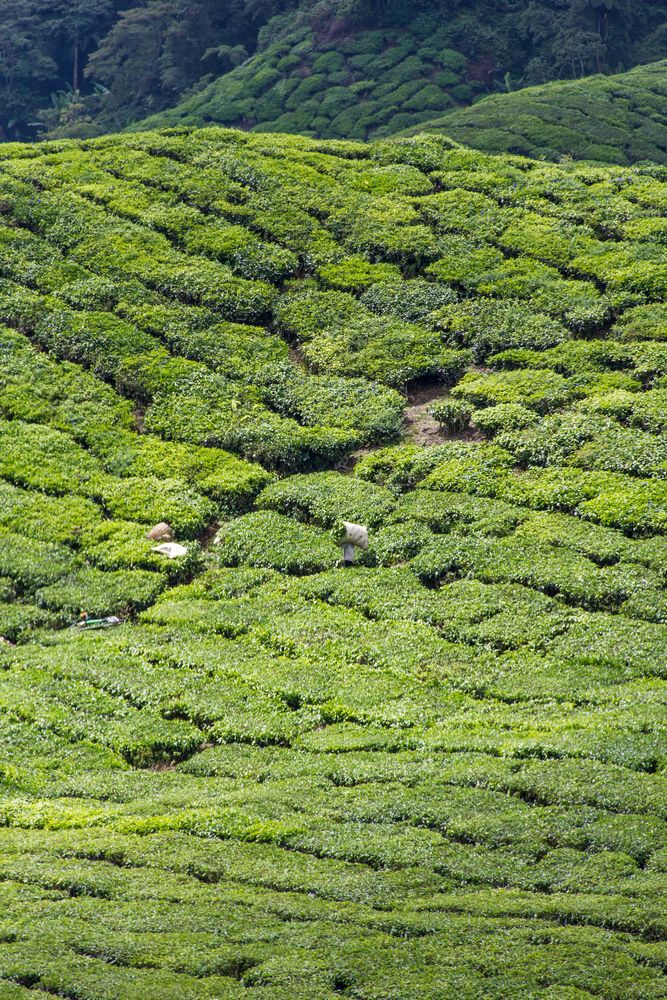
[1,0,666,140]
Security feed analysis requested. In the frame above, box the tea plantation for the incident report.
[138,23,479,141]
[0,127,665,997]
[409,61,667,166]
[138,26,667,167]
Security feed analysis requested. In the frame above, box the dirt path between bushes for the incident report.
[403,381,450,447]
[337,378,482,474]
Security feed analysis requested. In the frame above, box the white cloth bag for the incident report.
[342,521,368,550]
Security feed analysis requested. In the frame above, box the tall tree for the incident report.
[42,0,120,91]
[85,3,175,121]
[86,0,296,123]
[0,0,57,132]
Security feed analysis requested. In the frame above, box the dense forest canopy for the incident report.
[2,0,667,139]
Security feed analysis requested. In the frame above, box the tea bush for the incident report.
[360,278,457,322]
[429,398,473,433]
[431,299,568,361]
[215,511,340,574]
[89,431,272,512]
[256,473,396,529]
[257,366,404,442]
[412,61,667,165]
[36,567,166,617]
[471,404,539,436]
[99,477,216,538]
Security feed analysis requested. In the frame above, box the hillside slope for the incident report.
[409,60,667,165]
[135,22,479,140]
[0,128,666,995]
[135,26,667,157]
[5,0,667,141]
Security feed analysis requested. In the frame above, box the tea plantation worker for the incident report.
[338,520,369,568]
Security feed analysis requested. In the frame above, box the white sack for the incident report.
[152,542,188,559]
[343,521,368,549]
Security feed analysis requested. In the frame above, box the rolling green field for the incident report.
[0,127,666,997]
[409,61,667,166]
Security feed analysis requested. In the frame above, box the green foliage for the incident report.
[99,477,217,538]
[0,481,102,544]
[472,404,539,436]
[429,397,473,433]
[0,531,76,592]
[90,430,272,512]
[0,420,107,497]
[256,365,404,443]
[317,256,401,292]
[453,369,574,413]
[144,375,361,472]
[132,9,667,153]
[360,278,457,322]
[431,298,569,362]
[0,125,664,998]
[215,510,340,573]
[276,286,471,386]
[411,61,667,165]
[256,472,396,529]
[37,567,166,616]
[612,302,667,341]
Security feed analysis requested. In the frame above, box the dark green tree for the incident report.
[84,3,175,122]
[42,0,120,91]
[0,0,57,133]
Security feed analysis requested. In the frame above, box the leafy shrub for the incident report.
[579,481,667,535]
[569,426,667,478]
[360,278,457,322]
[387,489,530,536]
[256,472,396,529]
[90,431,272,512]
[425,241,506,286]
[257,365,404,442]
[0,530,77,592]
[0,420,107,497]
[411,533,656,611]
[276,285,470,386]
[36,567,166,616]
[0,601,58,641]
[114,351,206,402]
[0,324,134,436]
[496,411,609,468]
[145,381,360,471]
[611,303,667,341]
[215,511,340,574]
[430,398,473,433]
[472,404,539,436]
[354,441,494,492]
[0,124,666,997]
[100,477,217,538]
[417,446,515,495]
[317,257,401,292]
[432,299,568,361]
[34,309,160,380]
[372,519,435,565]
[0,482,101,544]
[78,520,199,578]
[452,369,574,413]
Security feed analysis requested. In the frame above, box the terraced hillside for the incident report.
[0,128,666,997]
[144,44,667,166]
[137,23,485,140]
[409,61,667,166]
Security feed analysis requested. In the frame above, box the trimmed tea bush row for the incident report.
[0,127,665,995]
